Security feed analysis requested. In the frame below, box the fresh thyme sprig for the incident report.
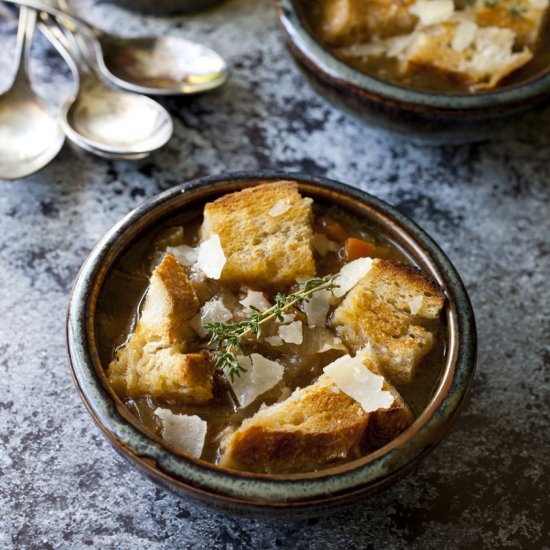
[204,276,340,382]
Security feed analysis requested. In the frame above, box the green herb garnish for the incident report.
[204,277,340,382]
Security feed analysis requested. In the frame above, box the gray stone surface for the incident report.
[1,1,549,548]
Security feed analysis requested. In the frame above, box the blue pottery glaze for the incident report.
[66,172,477,518]
[275,0,550,144]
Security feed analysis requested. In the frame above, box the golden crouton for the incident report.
[401,22,533,90]
[219,374,369,473]
[108,254,214,403]
[219,352,413,473]
[200,181,316,287]
[331,259,445,385]
[320,0,417,46]
[474,0,549,48]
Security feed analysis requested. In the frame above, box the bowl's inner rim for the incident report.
[68,173,475,497]
[278,0,550,110]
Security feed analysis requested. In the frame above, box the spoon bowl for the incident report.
[0,8,64,180]
[61,77,173,157]
[100,34,229,95]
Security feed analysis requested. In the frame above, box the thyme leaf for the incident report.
[204,276,340,381]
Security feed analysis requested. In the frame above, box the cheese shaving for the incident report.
[269,200,291,217]
[409,0,455,26]
[166,244,198,267]
[191,297,233,337]
[227,354,284,408]
[303,289,331,327]
[313,233,340,256]
[408,295,423,315]
[452,19,477,52]
[323,355,394,413]
[154,408,207,458]
[195,234,226,279]
[265,335,283,347]
[333,257,373,297]
[278,321,303,344]
[239,289,271,311]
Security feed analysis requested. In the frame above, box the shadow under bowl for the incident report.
[275,0,550,145]
[66,172,477,519]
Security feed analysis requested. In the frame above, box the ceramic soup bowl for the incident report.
[66,172,476,518]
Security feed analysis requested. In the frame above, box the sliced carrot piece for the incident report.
[344,237,376,261]
[316,216,348,242]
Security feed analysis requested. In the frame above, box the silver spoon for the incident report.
[0,7,65,180]
[6,0,229,95]
[38,15,173,159]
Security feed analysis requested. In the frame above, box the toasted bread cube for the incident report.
[474,0,549,48]
[219,351,413,473]
[108,254,214,403]
[219,375,369,473]
[331,259,445,385]
[402,22,533,90]
[200,181,316,287]
[320,0,417,46]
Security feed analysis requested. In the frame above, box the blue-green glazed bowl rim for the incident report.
[66,172,476,511]
[277,0,550,111]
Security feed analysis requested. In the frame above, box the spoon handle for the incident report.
[12,6,37,87]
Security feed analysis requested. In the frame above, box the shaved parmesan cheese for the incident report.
[452,19,477,52]
[278,321,303,344]
[265,335,283,347]
[166,244,198,267]
[196,234,226,279]
[227,354,284,408]
[313,233,340,256]
[154,408,207,458]
[269,200,291,217]
[333,258,373,298]
[324,355,394,413]
[191,298,232,337]
[280,313,296,324]
[408,295,423,315]
[410,0,454,26]
[303,289,331,327]
[318,335,346,353]
[239,289,271,311]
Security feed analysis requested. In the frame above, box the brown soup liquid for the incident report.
[95,201,446,471]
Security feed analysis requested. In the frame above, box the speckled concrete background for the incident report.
[0,0,549,548]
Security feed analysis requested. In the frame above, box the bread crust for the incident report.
[331,259,446,385]
[220,351,413,473]
[200,181,316,287]
[107,254,214,403]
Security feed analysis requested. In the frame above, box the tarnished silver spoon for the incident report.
[37,16,173,159]
[0,7,65,180]
[6,0,229,95]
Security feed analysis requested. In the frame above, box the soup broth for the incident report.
[96,186,447,473]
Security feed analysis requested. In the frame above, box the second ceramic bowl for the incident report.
[66,172,476,518]
[276,0,550,144]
